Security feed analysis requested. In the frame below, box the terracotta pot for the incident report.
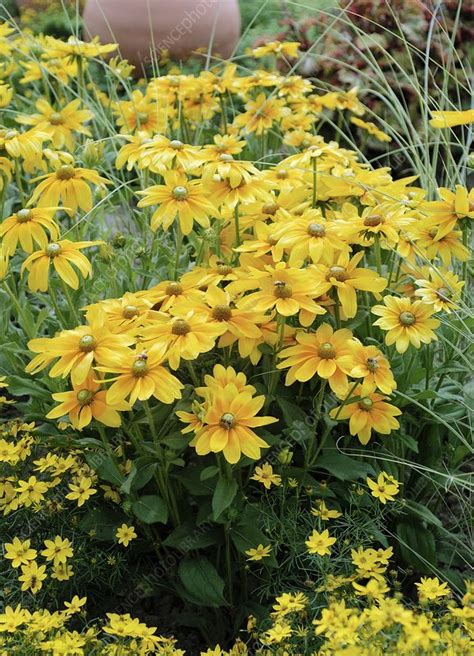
[83,0,241,70]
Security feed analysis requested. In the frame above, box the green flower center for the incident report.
[78,335,96,352]
[165,282,183,296]
[220,412,235,429]
[132,358,149,377]
[169,139,184,150]
[327,266,348,282]
[16,209,32,223]
[46,242,62,258]
[399,311,416,326]
[212,304,232,321]
[274,281,292,299]
[136,111,149,124]
[276,169,288,179]
[318,342,336,359]
[363,214,383,227]
[56,165,75,181]
[172,319,191,335]
[172,185,189,201]
[307,222,326,237]
[366,357,379,372]
[4,129,18,139]
[218,153,233,162]
[76,389,94,406]
[359,397,374,411]
[428,228,438,238]
[262,202,279,216]
[122,305,138,319]
[437,287,451,301]
[217,264,233,275]
[49,112,64,126]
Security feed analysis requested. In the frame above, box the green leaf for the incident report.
[316,453,374,481]
[405,500,443,528]
[94,456,124,486]
[132,495,168,524]
[163,523,222,550]
[79,508,125,541]
[212,477,238,520]
[396,519,437,573]
[200,466,219,481]
[178,557,228,607]
[6,375,51,401]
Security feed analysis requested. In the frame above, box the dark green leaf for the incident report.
[132,495,168,524]
[178,557,228,607]
[316,453,374,481]
[212,477,238,520]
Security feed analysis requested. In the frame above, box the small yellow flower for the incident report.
[41,536,73,566]
[116,524,137,547]
[65,477,97,507]
[415,576,450,602]
[4,537,37,568]
[250,463,282,489]
[245,544,272,561]
[305,529,336,556]
[366,472,400,504]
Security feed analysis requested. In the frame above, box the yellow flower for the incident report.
[252,40,300,59]
[415,576,450,602]
[16,476,49,506]
[184,384,277,464]
[429,109,474,128]
[234,93,289,135]
[305,529,336,556]
[352,577,389,600]
[366,472,400,504]
[46,375,129,430]
[41,536,73,566]
[330,383,401,445]
[65,477,97,507]
[372,296,440,353]
[142,311,225,370]
[4,537,37,568]
[312,251,387,318]
[64,595,87,615]
[116,524,137,547]
[0,207,59,255]
[0,126,49,162]
[98,344,184,407]
[26,317,134,385]
[350,117,392,142]
[139,135,205,172]
[235,262,326,327]
[278,323,355,396]
[251,463,282,489]
[21,239,101,291]
[17,98,93,150]
[45,35,118,60]
[29,164,110,215]
[422,186,474,238]
[311,500,342,521]
[264,622,293,644]
[245,544,272,561]
[414,269,464,313]
[272,209,350,266]
[18,560,47,594]
[137,171,216,235]
[349,342,396,395]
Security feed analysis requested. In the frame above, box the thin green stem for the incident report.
[311,155,318,208]
[61,280,81,326]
